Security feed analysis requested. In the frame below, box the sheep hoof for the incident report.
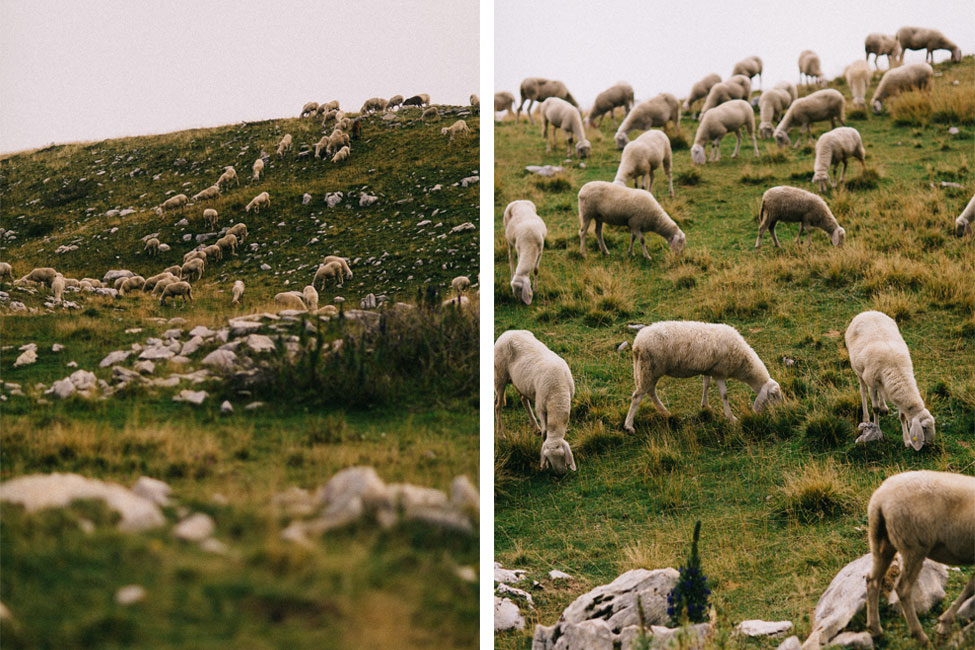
[623,425,635,434]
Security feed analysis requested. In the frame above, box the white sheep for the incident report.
[18,267,59,286]
[451,276,471,294]
[690,99,759,164]
[118,276,145,296]
[865,33,903,69]
[577,181,686,259]
[301,101,319,117]
[276,133,292,157]
[216,232,238,256]
[421,107,440,121]
[252,157,264,181]
[811,127,866,192]
[314,135,330,159]
[865,471,974,646]
[183,249,206,263]
[227,222,247,242]
[245,191,270,213]
[322,255,353,280]
[159,193,188,213]
[614,129,673,197]
[682,73,722,116]
[191,184,221,201]
[231,280,244,305]
[360,97,387,113]
[614,93,681,149]
[470,93,479,111]
[313,261,345,289]
[756,185,846,248]
[386,94,404,110]
[896,26,962,64]
[870,62,933,114]
[331,146,350,163]
[151,276,178,296]
[955,194,974,237]
[143,272,178,292]
[302,285,319,312]
[51,273,66,303]
[773,88,846,148]
[274,291,307,310]
[757,85,795,139]
[441,120,470,143]
[326,129,350,156]
[322,100,339,112]
[0,262,13,284]
[845,310,935,450]
[203,244,222,262]
[503,200,547,305]
[181,257,205,282]
[495,91,516,117]
[216,166,238,189]
[726,74,753,99]
[539,97,590,158]
[624,320,783,430]
[586,82,635,128]
[203,208,218,230]
[144,237,160,256]
[516,78,578,124]
[732,56,763,88]
[494,330,576,474]
[159,281,192,306]
[697,80,738,117]
[798,49,826,86]
[844,60,872,109]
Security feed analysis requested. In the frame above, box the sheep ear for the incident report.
[908,419,925,451]
[521,283,533,305]
[563,441,577,472]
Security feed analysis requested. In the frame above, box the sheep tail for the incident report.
[867,497,887,555]
[758,195,767,224]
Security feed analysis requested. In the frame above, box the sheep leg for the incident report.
[701,376,711,408]
[520,394,542,433]
[595,221,610,256]
[711,138,721,161]
[624,389,646,433]
[648,378,669,414]
[636,230,651,260]
[627,232,636,256]
[769,223,782,248]
[866,542,897,636]
[507,242,515,276]
[495,378,508,435]
[795,222,804,244]
[857,376,872,422]
[868,385,888,424]
[647,169,655,194]
[731,129,742,158]
[838,160,848,186]
[936,572,975,637]
[715,379,737,421]
[895,553,931,645]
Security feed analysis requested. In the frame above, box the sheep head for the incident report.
[614,132,629,150]
[955,216,971,237]
[871,100,884,115]
[774,129,791,147]
[758,122,774,139]
[812,171,830,193]
[753,379,783,413]
[576,140,591,159]
[902,409,935,451]
[668,231,686,255]
[951,47,962,63]
[690,144,707,165]
[511,277,533,305]
[831,227,846,247]
[540,437,576,474]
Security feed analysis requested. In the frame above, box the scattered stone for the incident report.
[139,346,175,361]
[948,126,960,135]
[201,349,236,371]
[125,328,143,335]
[102,269,135,284]
[496,583,534,608]
[51,343,65,352]
[325,192,343,208]
[8,301,26,312]
[49,377,76,399]
[244,333,275,352]
[189,325,216,338]
[13,349,37,367]
[131,477,171,506]
[115,585,146,606]
[495,597,525,632]
[617,341,629,352]
[161,328,181,339]
[200,538,228,554]
[180,336,205,357]
[173,389,207,405]
[549,569,573,581]
[778,637,802,650]
[737,620,793,637]
[360,293,377,309]
[244,401,264,410]
[525,165,565,176]
[259,263,272,271]
[460,175,479,186]
[450,475,479,513]
[220,400,234,414]
[827,631,874,648]
[359,192,379,206]
[450,222,476,234]
[173,513,215,542]
[941,181,963,189]
[456,565,478,583]
[134,360,155,375]
[494,563,528,584]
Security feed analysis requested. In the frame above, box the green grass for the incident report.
[494,59,974,649]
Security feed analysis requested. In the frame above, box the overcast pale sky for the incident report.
[495,0,975,110]
[0,0,478,153]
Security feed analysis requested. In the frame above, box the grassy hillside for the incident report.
[494,59,974,649]
[0,106,480,649]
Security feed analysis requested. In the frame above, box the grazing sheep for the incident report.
[586,82,635,128]
[322,100,339,112]
[451,276,471,294]
[682,73,722,116]
[441,120,470,143]
[118,276,145,296]
[865,33,903,69]
[756,185,846,248]
[896,26,962,64]
[697,80,737,117]
[624,320,783,430]
[812,127,866,192]
[17,267,58,287]
[144,237,160,256]
[313,261,345,289]
[159,193,188,213]
[216,232,238,256]
[516,78,578,124]
[865,471,974,645]
[152,276,179,296]
[276,133,292,157]
[314,135,329,159]
[231,280,244,305]
[955,194,974,236]
[181,258,205,282]
[143,272,178,292]
[495,91,515,117]
[386,94,404,110]
[0,262,12,284]
[360,97,387,113]
[690,99,759,164]
[503,200,547,305]
[203,208,218,230]
[183,249,206,263]
[417,93,430,105]
[798,49,826,86]
[846,310,935,450]
[845,60,872,109]
[245,191,270,213]
[539,97,590,158]
[421,106,440,121]
[614,129,674,197]
[321,109,337,125]
[757,85,795,139]
[773,88,846,148]
[216,166,238,189]
[301,101,319,117]
[326,130,350,156]
[402,94,425,108]
[251,157,264,181]
[274,291,307,310]
[494,330,576,474]
[331,146,350,163]
[51,274,66,302]
[732,55,763,88]
[191,184,220,202]
[871,62,933,114]
[203,244,222,261]
[159,281,192,306]
[162,266,181,279]
[614,93,681,149]
[726,74,753,100]
[577,181,686,259]
[470,93,479,112]
[322,255,353,280]
[227,223,247,243]
[302,285,319,312]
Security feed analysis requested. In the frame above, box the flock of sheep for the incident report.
[496,26,971,646]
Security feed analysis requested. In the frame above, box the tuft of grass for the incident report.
[669,131,690,151]
[870,290,920,322]
[676,169,701,186]
[775,458,855,523]
[739,166,775,185]
[534,176,572,193]
[803,414,853,450]
[845,167,881,190]
[891,85,975,125]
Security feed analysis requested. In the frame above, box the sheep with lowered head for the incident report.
[276,133,292,157]
[495,329,576,474]
[203,208,218,230]
[421,107,440,121]
[231,280,244,305]
[227,222,247,243]
[614,93,681,149]
[331,146,350,163]
[495,91,515,117]
[725,74,753,100]
[302,285,319,312]
[773,88,846,148]
[216,165,238,189]
[181,257,205,282]
[614,129,673,197]
[811,127,866,192]
[586,82,635,128]
[539,97,590,158]
[955,194,974,237]
[697,80,737,117]
[144,237,160,256]
[216,232,238,256]
[757,83,796,139]
[251,157,264,181]
[896,26,962,64]
[143,271,178,292]
[322,255,353,280]
[300,101,319,117]
[865,470,974,646]
[159,281,192,306]
[690,99,759,164]
[386,95,404,110]
[313,261,345,290]
[870,62,933,114]
[191,184,220,202]
[732,56,763,88]
[17,267,58,286]
[503,200,547,305]
[682,73,722,117]
[846,310,935,450]
[159,193,188,213]
[516,78,578,124]
[274,291,307,310]
[441,120,470,143]
[118,276,145,296]
[624,320,783,430]
[360,97,387,113]
[865,33,903,69]
[245,191,270,213]
[0,262,13,284]
[844,60,872,109]
[756,185,846,248]
[798,49,827,86]
[578,181,685,259]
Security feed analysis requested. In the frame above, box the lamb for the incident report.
[191,184,220,202]
[143,272,178,292]
[203,208,218,230]
[539,98,590,158]
[503,200,547,305]
[441,120,470,144]
[17,267,58,286]
[322,255,353,280]
[614,129,674,197]
[331,146,350,163]
[227,223,247,242]
[159,193,188,213]
[516,78,578,124]
[690,99,759,164]
[159,281,192,306]
[274,291,307,310]
[586,82,635,128]
[955,194,974,236]
[421,107,440,121]
[495,91,515,117]
[811,127,866,192]
[251,157,264,181]
[896,26,962,64]
[51,273,66,303]
[302,285,319,312]
[624,320,783,430]
[494,330,576,474]
[844,60,872,109]
[756,185,846,248]
[865,470,974,645]
[870,62,933,114]
[682,73,722,116]
[245,191,270,213]
[845,310,935,450]
[577,181,686,259]
[276,133,292,157]
[144,237,160,256]
[865,33,903,69]
[181,257,205,282]
[231,279,244,305]
[614,93,681,149]
[773,88,846,148]
[216,166,238,189]
[360,97,387,113]
[0,262,12,284]
[118,276,145,296]
[732,55,763,88]
[757,85,795,139]
[301,101,319,117]
[216,232,238,256]
[313,261,345,289]
[386,94,404,110]
[798,50,826,86]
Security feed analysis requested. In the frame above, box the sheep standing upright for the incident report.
[539,97,590,158]
[811,127,866,192]
[865,33,903,69]
[159,193,188,214]
[845,310,935,449]
[732,55,763,88]
[144,238,160,256]
[682,73,722,118]
[624,321,782,430]
[756,186,845,247]
[773,89,846,148]
[203,208,218,230]
[690,99,759,165]
[516,78,578,124]
[896,26,962,64]
[865,471,975,645]
[956,194,975,236]
[503,200,547,305]
[798,50,826,86]
[870,62,933,114]
[614,130,674,197]
[844,60,872,109]
[577,181,685,260]
[587,82,635,128]
[614,93,681,149]
[494,330,576,474]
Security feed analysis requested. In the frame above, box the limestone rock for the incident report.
[827,631,873,648]
[737,620,793,637]
[173,390,207,405]
[13,349,37,367]
[201,349,236,371]
[115,585,146,606]
[495,596,525,632]
[100,350,131,367]
[173,513,215,541]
